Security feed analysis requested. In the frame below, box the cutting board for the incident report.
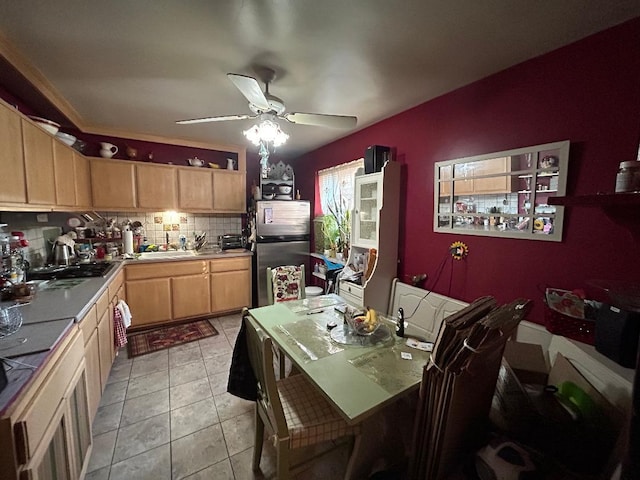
[0,318,73,358]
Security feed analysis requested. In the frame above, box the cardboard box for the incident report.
[495,346,625,477]
[503,341,549,385]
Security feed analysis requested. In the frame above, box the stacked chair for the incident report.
[408,297,532,479]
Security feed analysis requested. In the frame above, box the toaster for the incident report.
[218,234,246,250]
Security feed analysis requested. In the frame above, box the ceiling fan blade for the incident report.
[227,73,271,111]
[285,112,357,129]
[176,114,253,125]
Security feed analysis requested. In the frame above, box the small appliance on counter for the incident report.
[218,234,246,251]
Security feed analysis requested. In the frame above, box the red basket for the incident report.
[543,304,595,345]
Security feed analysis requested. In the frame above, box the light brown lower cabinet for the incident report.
[84,328,101,420]
[24,362,92,480]
[29,399,72,480]
[0,328,92,480]
[76,271,123,428]
[171,274,211,319]
[210,257,252,313]
[78,304,101,423]
[126,277,173,327]
[97,309,113,392]
[125,257,251,329]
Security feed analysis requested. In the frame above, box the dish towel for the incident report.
[113,300,133,349]
[272,265,303,302]
[116,300,132,328]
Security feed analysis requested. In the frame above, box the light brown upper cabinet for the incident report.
[74,153,92,209]
[53,140,76,207]
[136,163,177,210]
[90,158,136,209]
[22,120,56,206]
[213,171,246,212]
[0,102,26,205]
[178,168,214,211]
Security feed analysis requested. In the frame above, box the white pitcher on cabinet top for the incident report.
[99,142,118,158]
[226,158,236,170]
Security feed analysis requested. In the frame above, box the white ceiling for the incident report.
[1,1,639,159]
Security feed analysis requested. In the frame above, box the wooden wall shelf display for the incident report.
[548,192,640,207]
[549,192,640,240]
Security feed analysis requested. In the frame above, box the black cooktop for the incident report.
[28,262,116,281]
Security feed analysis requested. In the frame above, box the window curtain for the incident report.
[317,158,364,216]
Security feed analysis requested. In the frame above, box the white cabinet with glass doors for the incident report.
[339,160,401,313]
[352,172,383,248]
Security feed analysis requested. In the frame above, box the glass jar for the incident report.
[615,161,640,193]
[0,237,9,257]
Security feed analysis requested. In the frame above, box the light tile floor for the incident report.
[86,313,350,480]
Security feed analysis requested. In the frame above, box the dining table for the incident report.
[247,294,432,426]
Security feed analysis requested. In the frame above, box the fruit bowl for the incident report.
[345,306,381,336]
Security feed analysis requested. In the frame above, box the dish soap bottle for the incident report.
[139,237,149,253]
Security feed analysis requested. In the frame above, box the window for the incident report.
[317,158,364,251]
[434,140,569,241]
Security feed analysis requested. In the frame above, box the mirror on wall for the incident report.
[434,140,569,241]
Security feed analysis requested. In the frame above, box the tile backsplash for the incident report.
[2,212,242,268]
[99,211,242,246]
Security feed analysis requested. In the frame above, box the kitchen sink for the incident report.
[138,250,197,259]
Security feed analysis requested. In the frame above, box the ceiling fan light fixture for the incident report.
[243,119,289,148]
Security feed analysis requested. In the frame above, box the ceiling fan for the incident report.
[176,69,358,130]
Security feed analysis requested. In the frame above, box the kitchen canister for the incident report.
[615,160,640,192]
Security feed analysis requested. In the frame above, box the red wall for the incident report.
[294,18,640,324]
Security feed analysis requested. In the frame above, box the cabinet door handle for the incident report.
[14,420,29,464]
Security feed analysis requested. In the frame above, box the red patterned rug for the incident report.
[127,319,219,358]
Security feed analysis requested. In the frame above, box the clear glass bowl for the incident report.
[0,305,23,338]
[344,307,381,336]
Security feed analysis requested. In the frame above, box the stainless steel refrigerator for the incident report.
[252,200,310,306]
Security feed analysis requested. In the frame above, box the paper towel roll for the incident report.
[124,230,134,255]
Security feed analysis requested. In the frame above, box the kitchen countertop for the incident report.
[0,250,252,414]
[125,248,252,263]
[1,262,126,325]
[1,249,252,324]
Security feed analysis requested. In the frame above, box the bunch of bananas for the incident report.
[353,307,379,334]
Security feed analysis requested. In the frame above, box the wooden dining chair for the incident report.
[266,264,306,378]
[243,309,361,479]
